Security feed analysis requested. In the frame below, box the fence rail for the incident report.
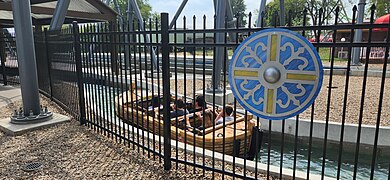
[1,5,390,179]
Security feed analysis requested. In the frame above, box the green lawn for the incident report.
[187,47,348,62]
[318,48,347,62]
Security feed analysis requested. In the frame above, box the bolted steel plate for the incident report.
[229,28,323,120]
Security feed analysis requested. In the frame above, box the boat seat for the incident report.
[199,116,246,135]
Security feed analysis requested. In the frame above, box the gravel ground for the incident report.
[322,61,390,70]
[0,96,270,179]
[164,74,390,126]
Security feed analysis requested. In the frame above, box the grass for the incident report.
[318,47,347,62]
[176,47,348,63]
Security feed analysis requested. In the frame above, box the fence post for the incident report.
[44,28,53,100]
[72,21,86,125]
[0,30,7,85]
[161,12,171,170]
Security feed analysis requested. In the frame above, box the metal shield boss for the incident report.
[229,28,323,120]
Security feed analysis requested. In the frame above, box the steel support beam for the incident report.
[352,0,366,65]
[127,0,134,32]
[279,0,285,26]
[49,0,70,31]
[113,0,124,25]
[257,0,267,27]
[212,0,227,92]
[225,0,236,41]
[124,0,134,70]
[11,0,41,116]
[169,0,188,29]
[129,0,159,71]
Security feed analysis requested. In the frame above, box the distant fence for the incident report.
[1,5,390,179]
[0,30,19,85]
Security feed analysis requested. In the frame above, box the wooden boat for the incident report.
[115,90,256,155]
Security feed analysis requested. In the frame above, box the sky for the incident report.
[149,0,358,28]
[149,0,274,28]
[148,0,355,28]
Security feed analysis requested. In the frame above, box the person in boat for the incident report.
[186,95,217,129]
[148,95,162,111]
[214,105,234,125]
[170,98,189,118]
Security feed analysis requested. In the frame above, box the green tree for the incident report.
[258,0,348,27]
[231,0,247,27]
[305,0,341,25]
[369,0,390,18]
[262,0,306,26]
[111,0,153,22]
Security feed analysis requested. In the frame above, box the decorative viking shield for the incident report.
[229,28,323,120]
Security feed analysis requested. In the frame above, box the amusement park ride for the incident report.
[5,0,368,124]
[101,0,359,90]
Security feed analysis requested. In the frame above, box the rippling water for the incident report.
[257,133,389,179]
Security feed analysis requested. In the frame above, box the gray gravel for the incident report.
[0,95,270,179]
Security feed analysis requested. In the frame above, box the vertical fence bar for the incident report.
[156,18,162,163]
[173,20,179,169]
[130,20,137,151]
[72,21,86,125]
[202,15,207,177]
[161,12,172,171]
[98,23,108,136]
[353,5,376,179]
[117,22,124,144]
[0,30,7,86]
[370,19,390,180]
[143,19,150,157]
[321,7,339,178]
[84,24,93,129]
[336,6,357,179]
[137,20,144,154]
[182,15,188,172]
[123,21,130,147]
[192,15,197,174]
[90,24,98,132]
[44,28,53,100]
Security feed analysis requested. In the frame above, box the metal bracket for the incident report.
[10,106,53,124]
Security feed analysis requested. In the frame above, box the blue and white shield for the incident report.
[229,28,323,120]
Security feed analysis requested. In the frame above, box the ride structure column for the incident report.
[211,0,227,93]
[10,0,52,124]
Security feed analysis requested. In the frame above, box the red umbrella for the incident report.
[374,14,389,32]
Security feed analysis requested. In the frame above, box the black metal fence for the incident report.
[0,29,19,85]
[1,4,390,179]
[34,27,82,119]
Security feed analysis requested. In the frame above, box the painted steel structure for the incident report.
[49,0,71,30]
[352,0,367,65]
[1,0,117,123]
[0,0,117,27]
[11,0,41,118]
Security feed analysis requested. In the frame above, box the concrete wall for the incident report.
[259,117,390,147]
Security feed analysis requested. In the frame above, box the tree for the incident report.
[258,0,348,27]
[305,0,342,26]
[231,0,247,27]
[369,0,390,18]
[262,0,306,26]
[110,0,153,23]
